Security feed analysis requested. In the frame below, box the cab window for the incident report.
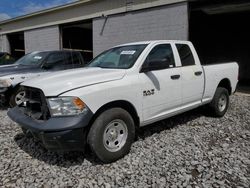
[46,52,65,66]
[176,44,195,66]
[145,44,175,69]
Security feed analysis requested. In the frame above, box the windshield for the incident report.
[15,51,50,66]
[88,44,147,69]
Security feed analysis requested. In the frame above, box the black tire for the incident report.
[21,128,32,138]
[209,87,229,117]
[9,87,25,107]
[87,108,135,163]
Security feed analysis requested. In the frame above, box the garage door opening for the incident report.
[7,32,25,59]
[61,21,93,63]
[189,2,250,89]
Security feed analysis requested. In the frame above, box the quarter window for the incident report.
[176,44,195,66]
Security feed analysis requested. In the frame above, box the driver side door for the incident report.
[139,43,182,125]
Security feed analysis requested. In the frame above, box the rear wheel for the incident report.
[9,87,26,107]
[209,87,229,117]
[87,108,135,163]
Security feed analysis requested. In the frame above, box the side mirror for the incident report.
[140,59,169,73]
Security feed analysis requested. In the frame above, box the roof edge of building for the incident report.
[0,0,187,34]
[0,0,95,25]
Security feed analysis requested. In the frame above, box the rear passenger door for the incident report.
[139,43,182,124]
[176,44,204,106]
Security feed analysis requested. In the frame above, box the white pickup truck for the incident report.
[8,40,238,163]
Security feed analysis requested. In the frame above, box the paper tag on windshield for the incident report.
[121,50,136,55]
[34,56,42,60]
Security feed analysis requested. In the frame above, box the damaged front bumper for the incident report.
[8,106,93,151]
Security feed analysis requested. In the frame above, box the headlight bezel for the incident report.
[0,79,12,88]
[47,96,88,117]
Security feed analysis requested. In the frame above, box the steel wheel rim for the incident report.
[103,119,128,152]
[15,91,26,105]
[218,94,227,112]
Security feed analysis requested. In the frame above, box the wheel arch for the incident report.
[217,78,232,95]
[88,100,140,129]
[8,83,22,92]
[5,83,21,100]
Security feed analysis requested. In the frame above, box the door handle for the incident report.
[171,75,180,80]
[194,71,202,76]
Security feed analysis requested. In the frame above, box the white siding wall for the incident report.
[0,35,10,53]
[0,0,186,34]
[93,2,188,56]
[24,26,60,53]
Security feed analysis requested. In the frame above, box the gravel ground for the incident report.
[0,95,249,188]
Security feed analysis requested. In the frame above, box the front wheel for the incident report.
[209,87,229,117]
[87,108,135,163]
[9,87,26,107]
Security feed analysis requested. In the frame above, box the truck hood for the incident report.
[22,67,126,96]
[0,64,39,77]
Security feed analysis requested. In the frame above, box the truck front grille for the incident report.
[20,87,50,120]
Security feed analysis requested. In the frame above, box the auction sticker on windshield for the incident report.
[34,56,42,60]
[121,50,136,55]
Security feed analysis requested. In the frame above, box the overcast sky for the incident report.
[0,0,77,21]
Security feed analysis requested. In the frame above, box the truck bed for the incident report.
[202,62,238,103]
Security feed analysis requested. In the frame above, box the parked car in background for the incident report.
[0,52,16,66]
[0,50,85,106]
[8,40,238,163]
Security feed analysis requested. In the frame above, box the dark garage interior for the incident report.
[189,0,250,88]
[61,21,93,63]
[7,32,25,59]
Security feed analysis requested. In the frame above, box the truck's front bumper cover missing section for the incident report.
[8,107,93,151]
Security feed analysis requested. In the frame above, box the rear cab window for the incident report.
[176,44,195,66]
